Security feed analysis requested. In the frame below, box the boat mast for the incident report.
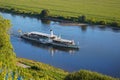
[50,30,54,37]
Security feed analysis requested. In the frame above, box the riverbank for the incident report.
[0,0,120,28]
[16,58,68,79]
[17,57,119,80]
[1,7,120,28]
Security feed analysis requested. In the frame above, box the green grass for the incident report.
[17,58,68,80]
[0,0,120,22]
[0,15,16,79]
[18,58,119,80]
[65,70,119,80]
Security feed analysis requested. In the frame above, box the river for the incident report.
[0,12,120,78]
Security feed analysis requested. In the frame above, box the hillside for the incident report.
[0,15,16,79]
[0,15,68,79]
[0,15,16,68]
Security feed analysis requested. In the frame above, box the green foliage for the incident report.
[78,15,86,22]
[65,70,118,80]
[110,21,120,27]
[98,20,107,25]
[0,15,16,79]
[17,58,68,79]
[0,15,16,68]
[40,9,50,18]
[30,66,41,70]
[0,0,120,27]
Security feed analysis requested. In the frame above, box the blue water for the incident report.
[1,12,120,78]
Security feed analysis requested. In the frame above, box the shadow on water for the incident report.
[41,19,51,25]
[80,25,88,32]
[97,25,106,30]
[21,38,79,55]
[111,27,120,32]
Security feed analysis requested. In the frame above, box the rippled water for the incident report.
[1,12,120,77]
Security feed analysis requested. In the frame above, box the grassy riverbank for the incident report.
[17,58,68,79]
[0,0,120,27]
[17,58,119,80]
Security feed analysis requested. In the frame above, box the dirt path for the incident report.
[17,62,30,68]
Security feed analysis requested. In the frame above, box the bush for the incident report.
[78,15,86,22]
[70,17,78,22]
[64,70,117,80]
[31,66,40,70]
[110,21,120,27]
[57,16,65,19]
[98,20,107,25]
[40,9,50,18]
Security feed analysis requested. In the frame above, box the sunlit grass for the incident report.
[0,0,120,22]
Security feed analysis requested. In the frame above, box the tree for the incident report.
[40,9,50,18]
[98,20,106,25]
[78,15,86,22]
[110,21,120,27]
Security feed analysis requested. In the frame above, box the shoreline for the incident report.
[0,7,120,28]
[16,57,119,79]
[0,9,87,27]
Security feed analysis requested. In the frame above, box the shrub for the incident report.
[98,20,107,25]
[64,70,117,80]
[57,16,65,19]
[110,21,120,27]
[70,17,78,22]
[40,9,50,18]
[30,66,40,70]
[78,15,86,22]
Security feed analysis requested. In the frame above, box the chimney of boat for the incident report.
[50,30,53,37]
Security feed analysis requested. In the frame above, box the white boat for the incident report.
[20,30,79,49]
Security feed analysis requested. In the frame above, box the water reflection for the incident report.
[41,19,51,24]
[21,38,79,56]
[111,27,120,32]
[97,25,106,31]
[80,25,88,32]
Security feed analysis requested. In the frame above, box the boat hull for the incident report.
[21,35,79,49]
[51,42,79,49]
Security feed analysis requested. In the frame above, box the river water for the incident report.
[1,12,120,78]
